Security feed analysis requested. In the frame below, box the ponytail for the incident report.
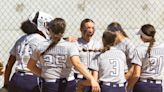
[140,24,156,58]
[146,38,155,58]
[101,45,111,53]
[80,45,111,53]
[41,18,66,55]
[41,41,58,55]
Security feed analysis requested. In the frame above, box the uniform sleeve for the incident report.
[10,35,27,57]
[127,42,135,59]
[10,41,17,56]
[124,39,136,60]
[88,53,99,71]
[68,42,79,57]
[131,49,142,66]
[123,53,128,72]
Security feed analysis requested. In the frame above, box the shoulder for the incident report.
[76,38,84,44]
[102,47,125,56]
[109,47,126,59]
[65,41,77,48]
[28,33,47,45]
[14,35,28,46]
[57,38,76,47]
[36,40,50,53]
[99,47,126,61]
[28,33,46,40]
[122,38,135,46]
[93,40,103,48]
[133,43,149,57]
[16,35,27,42]
[135,43,148,50]
[111,47,125,54]
[154,42,164,48]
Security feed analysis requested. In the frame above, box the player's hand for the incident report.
[67,36,77,42]
[90,79,100,92]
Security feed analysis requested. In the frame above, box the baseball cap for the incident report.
[28,11,53,39]
[137,29,152,39]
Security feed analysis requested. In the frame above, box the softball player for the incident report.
[27,18,100,92]
[3,11,53,92]
[127,24,163,92]
[74,18,102,78]
[106,22,136,80]
[74,19,102,92]
[87,31,128,92]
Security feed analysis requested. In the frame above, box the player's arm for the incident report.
[76,70,99,92]
[4,55,16,88]
[0,59,4,75]
[27,58,41,76]
[126,64,141,92]
[125,64,134,80]
[92,70,98,81]
[70,56,100,92]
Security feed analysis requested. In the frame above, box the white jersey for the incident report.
[31,39,79,80]
[75,38,102,68]
[10,33,48,72]
[115,38,136,68]
[131,43,164,80]
[28,33,49,47]
[89,47,128,84]
[10,35,32,72]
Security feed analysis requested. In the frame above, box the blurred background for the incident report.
[0,0,164,88]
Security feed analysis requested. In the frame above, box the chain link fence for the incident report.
[1,0,164,62]
[0,0,164,87]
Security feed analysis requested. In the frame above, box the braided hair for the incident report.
[140,24,156,58]
[41,18,66,55]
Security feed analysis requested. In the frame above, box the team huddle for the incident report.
[0,11,164,92]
